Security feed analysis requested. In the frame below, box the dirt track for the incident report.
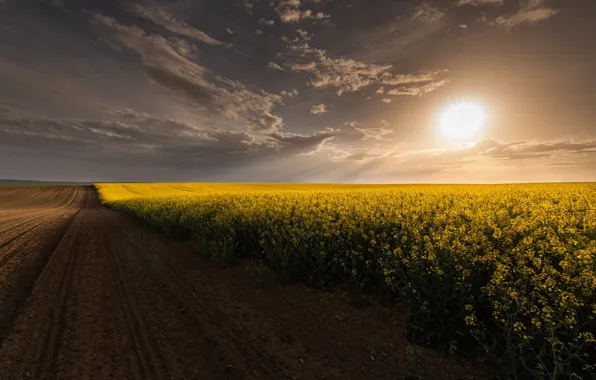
[0,187,481,380]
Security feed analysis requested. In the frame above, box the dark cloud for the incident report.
[144,65,225,111]
[269,129,336,151]
[0,109,340,175]
[274,0,330,24]
[92,12,284,134]
[130,3,226,46]
[0,103,17,118]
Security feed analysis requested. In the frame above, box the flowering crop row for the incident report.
[96,183,596,379]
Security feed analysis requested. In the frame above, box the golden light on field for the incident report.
[438,101,486,142]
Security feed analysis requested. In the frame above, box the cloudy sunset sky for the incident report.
[0,0,595,182]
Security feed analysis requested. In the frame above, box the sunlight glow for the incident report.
[439,101,486,141]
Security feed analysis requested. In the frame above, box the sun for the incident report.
[438,101,486,141]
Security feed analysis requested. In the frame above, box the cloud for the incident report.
[310,58,393,95]
[342,150,387,164]
[88,127,134,140]
[0,102,19,118]
[279,8,302,23]
[307,137,596,183]
[283,30,391,94]
[543,162,579,168]
[473,139,596,160]
[268,129,336,154]
[495,6,559,29]
[302,9,330,21]
[381,71,443,86]
[92,14,206,72]
[282,30,448,96]
[259,18,276,26]
[355,127,394,140]
[378,139,596,170]
[2,0,594,183]
[268,62,285,71]
[282,29,323,55]
[487,0,559,29]
[0,110,339,171]
[10,108,587,181]
[243,0,254,15]
[387,79,449,96]
[92,13,223,112]
[245,109,283,133]
[0,116,142,153]
[141,65,225,112]
[225,88,284,133]
[456,0,504,6]
[310,103,328,115]
[280,89,299,97]
[92,14,284,134]
[130,4,225,46]
[288,54,392,95]
[412,4,445,23]
[275,0,330,23]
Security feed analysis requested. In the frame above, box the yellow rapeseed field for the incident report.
[96,182,596,379]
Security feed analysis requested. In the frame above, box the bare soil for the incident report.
[0,186,485,380]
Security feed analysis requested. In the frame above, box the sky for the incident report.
[0,0,595,183]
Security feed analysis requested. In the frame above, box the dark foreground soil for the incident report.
[0,186,485,380]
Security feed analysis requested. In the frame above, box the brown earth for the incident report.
[0,186,485,380]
